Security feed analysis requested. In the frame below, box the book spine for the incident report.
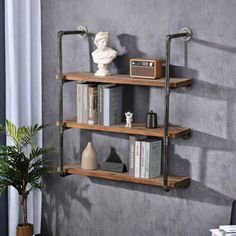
[140,141,146,178]
[98,85,103,125]
[88,87,93,124]
[109,86,122,125]
[151,140,162,178]
[88,87,98,125]
[77,83,83,123]
[103,88,110,126]
[134,141,141,178]
[129,136,136,177]
[145,142,150,178]
[82,84,88,124]
[147,140,162,178]
[93,88,98,124]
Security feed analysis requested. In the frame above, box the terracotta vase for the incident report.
[81,142,97,170]
[16,224,34,236]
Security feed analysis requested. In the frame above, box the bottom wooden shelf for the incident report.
[60,163,190,189]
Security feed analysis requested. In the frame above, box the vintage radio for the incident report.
[130,58,162,79]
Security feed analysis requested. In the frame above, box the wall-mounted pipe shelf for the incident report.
[57,26,193,190]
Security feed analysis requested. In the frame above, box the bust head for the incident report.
[94,31,109,51]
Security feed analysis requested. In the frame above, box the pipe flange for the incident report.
[78,25,88,38]
[179,27,192,41]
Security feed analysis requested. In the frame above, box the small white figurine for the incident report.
[92,31,117,76]
[125,112,133,128]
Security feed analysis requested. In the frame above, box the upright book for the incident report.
[140,140,146,178]
[129,136,136,177]
[77,83,97,124]
[82,83,89,124]
[103,85,123,126]
[134,140,141,178]
[88,85,98,125]
[144,139,162,178]
[129,136,145,177]
[97,84,113,125]
[77,83,83,123]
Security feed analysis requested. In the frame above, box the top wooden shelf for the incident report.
[63,72,192,88]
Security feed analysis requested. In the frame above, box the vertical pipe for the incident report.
[57,32,64,176]
[57,29,87,177]
[163,36,171,191]
[162,30,191,191]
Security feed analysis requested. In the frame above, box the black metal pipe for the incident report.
[57,29,87,176]
[166,32,189,40]
[163,37,171,192]
[163,31,190,191]
[57,30,87,38]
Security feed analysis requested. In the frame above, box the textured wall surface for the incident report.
[41,1,236,235]
[0,0,7,235]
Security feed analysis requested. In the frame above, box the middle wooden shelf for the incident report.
[63,119,191,138]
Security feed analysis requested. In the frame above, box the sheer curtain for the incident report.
[5,0,42,235]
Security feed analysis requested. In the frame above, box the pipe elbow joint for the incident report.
[166,35,172,41]
[57,31,64,40]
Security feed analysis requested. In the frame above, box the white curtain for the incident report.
[5,0,42,235]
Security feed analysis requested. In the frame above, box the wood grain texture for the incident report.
[60,163,190,188]
[63,72,192,88]
[63,119,191,138]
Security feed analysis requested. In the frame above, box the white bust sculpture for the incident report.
[92,31,117,76]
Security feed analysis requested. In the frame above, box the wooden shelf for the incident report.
[63,119,191,139]
[61,164,190,188]
[64,72,192,88]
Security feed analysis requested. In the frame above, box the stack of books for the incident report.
[219,225,236,236]
[129,136,162,178]
[77,82,123,126]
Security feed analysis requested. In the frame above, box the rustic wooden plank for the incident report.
[61,163,190,188]
[64,72,192,88]
[63,119,191,139]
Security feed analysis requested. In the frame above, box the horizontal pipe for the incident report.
[57,30,86,39]
[166,32,189,41]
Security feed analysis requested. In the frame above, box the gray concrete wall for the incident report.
[0,0,7,235]
[41,1,236,235]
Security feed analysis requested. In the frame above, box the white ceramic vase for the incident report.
[81,142,97,170]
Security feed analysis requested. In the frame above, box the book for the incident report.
[88,85,98,125]
[103,85,122,126]
[129,136,144,177]
[82,83,88,124]
[144,139,162,178]
[134,140,141,178]
[209,229,225,236]
[97,84,113,125]
[77,83,83,123]
[140,141,146,178]
[219,225,236,233]
[129,136,136,177]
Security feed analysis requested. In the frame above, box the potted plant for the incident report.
[0,120,53,236]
